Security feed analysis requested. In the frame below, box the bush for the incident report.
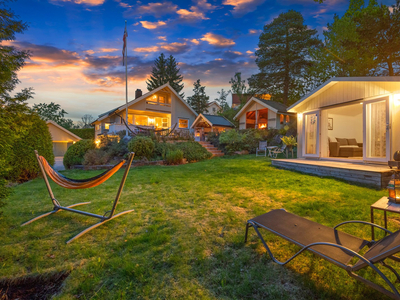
[83,149,111,166]
[128,136,155,159]
[206,131,220,149]
[155,142,178,159]
[165,149,184,165]
[0,179,11,220]
[64,139,95,169]
[176,141,212,162]
[219,130,246,154]
[10,114,54,182]
[241,129,265,153]
[69,128,95,139]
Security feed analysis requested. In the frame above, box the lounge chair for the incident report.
[21,151,135,243]
[256,141,268,157]
[245,209,400,299]
[271,144,286,158]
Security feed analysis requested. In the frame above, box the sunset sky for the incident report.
[10,0,395,122]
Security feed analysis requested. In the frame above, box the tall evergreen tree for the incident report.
[249,10,322,106]
[214,88,230,111]
[229,72,249,105]
[146,53,184,97]
[186,79,209,114]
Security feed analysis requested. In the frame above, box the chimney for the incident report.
[135,89,142,99]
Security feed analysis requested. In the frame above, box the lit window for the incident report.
[128,114,134,125]
[286,115,290,123]
[148,117,155,126]
[162,118,168,128]
[135,115,148,126]
[159,96,165,103]
[105,123,110,130]
[179,119,189,128]
[95,125,100,131]
[280,114,284,124]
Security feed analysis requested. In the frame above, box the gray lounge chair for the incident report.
[256,141,267,157]
[245,209,400,299]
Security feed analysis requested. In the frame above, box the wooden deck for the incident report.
[271,159,393,189]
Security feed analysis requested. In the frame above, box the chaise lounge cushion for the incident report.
[336,137,348,145]
[347,138,358,146]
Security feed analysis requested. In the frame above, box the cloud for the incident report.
[190,39,200,45]
[99,48,119,53]
[246,50,253,54]
[177,8,209,20]
[223,50,243,59]
[134,46,159,53]
[200,33,235,47]
[50,0,105,6]
[139,20,167,30]
[159,42,190,54]
[124,2,178,18]
[158,36,167,41]
[248,29,261,34]
[223,0,266,16]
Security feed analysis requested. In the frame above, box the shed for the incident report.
[46,120,81,156]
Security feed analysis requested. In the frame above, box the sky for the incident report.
[9,0,396,122]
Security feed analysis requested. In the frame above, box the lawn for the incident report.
[0,155,395,299]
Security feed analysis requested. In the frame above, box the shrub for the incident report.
[0,179,11,220]
[165,149,184,165]
[206,131,220,149]
[83,149,111,166]
[64,139,95,169]
[10,114,54,182]
[176,141,212,162]
[128,136,155,159]
[241,129,264,153]
[155,142,178,159]
[219,130,245,154]
[69,128,95,139]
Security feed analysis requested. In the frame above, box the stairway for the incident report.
[198,141,224,157]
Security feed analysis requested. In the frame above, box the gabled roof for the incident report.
[92,83,197,123]
[287,76,400,112]
[207,101,222,110]
[234,97,294,120]
[191,113,235,128]
[46,120,82,141]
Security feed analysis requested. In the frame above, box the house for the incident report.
[286,77,400,163]
[231,93,270,108]
[46,120,81,156]
[270,77,400,188]
[92,83,198,140]
[191,114,235,141]
[234,97,296,130]
[205,101,222,115]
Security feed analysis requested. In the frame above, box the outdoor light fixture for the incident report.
[297,113,303,120]
[95,139,101,148]
[388,152,400,203]
[394,94,400,106]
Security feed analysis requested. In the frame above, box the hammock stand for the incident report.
[21,150,135,244]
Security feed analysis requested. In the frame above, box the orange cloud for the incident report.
[158,36,167,41]
[134,46,159,53]
[51,0,105,5]
[139,20,167,29]
[159,42,190,54]
[246,50,253,54]
[248,29,261,34]
[177,8,208,20]
[223,0,266,15]
[200,33,235,47]
[99,48,119,53]
[190,39,200,45]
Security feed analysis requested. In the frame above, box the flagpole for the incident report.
[125,20,128,138]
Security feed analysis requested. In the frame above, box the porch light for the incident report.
[297,113,303,120]
[394,94,400,106]
[95,139,101,148]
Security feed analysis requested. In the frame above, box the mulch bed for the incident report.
[0,271,69,300]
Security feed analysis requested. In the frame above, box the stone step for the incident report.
[197,141,224,157]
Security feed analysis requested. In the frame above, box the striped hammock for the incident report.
[38,156,125,189]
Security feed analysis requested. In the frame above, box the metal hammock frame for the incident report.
[21,150,135,244]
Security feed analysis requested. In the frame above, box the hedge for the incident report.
[69,128,95,139]
[64,139,95,169]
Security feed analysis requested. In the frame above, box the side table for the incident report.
[370,196,400,240]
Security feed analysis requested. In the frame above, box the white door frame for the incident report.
[302,110,320,158]
[363,96,390,163]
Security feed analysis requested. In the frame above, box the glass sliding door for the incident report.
[304,111,320,157]
[364,98,389,162]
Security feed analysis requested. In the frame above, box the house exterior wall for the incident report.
[47,123,81,142]
[94,87,196,139]
[206,103,221,115]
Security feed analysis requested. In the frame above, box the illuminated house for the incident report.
[92,83,197,139]
[46,120,81,156]
[287,77,400,163]
[234,97,296,130]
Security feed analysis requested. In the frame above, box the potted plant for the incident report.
[280,136,297,158]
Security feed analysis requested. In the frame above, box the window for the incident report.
[280,114,284,124]
[213,107,216,112]
[179,119,189,128]
[286,115,290,123]
[128,114,134,125]
[95,125,100,131]
[159,96,165,103]
[105,123,110,130]
[162,118,168,128]
[135,115,148,126]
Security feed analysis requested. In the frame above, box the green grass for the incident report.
[0,155,396,299]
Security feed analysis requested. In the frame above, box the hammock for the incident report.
[21,150,135,244]
[38,156,125,189]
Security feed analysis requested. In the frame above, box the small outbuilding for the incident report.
[234,97,296,130]
[191,114,235,141]
[46,120,81,156]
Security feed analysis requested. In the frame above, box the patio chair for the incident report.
[271,144,286,158]
[21,150,135,244]
[256,141,268,157]
[245,209,400,299]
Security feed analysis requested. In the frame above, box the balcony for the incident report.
[145,100,171,112]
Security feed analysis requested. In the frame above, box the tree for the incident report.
[81,114,94,128]
[229,73,249,105]
[146,53,184,97]
[32,102,75,129]
[214,88,230,111]
[249,10,322,106]
[186,79,209,114]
